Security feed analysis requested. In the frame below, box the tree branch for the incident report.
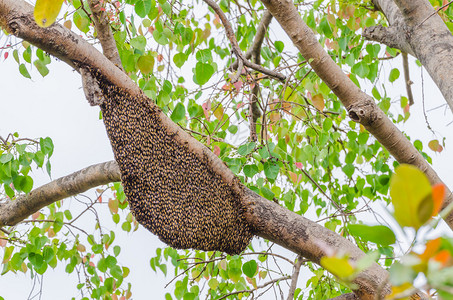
[402,52,414,105]
[362,25,414,55]
[88,0,123,70]
[286,255,304,300]
[202,0,285,81]
[0,161,120,227]
[230,10,273,70]
[371,0,453,113]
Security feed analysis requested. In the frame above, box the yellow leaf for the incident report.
[386,282,413,300]
[34,0,65,28]
[213,105,225,121]
[320,256,355,279]
[390,164,432,229]
[63,20,72,30]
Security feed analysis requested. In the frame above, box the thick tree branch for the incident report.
[0,161,120,227]
[370,0,453,113]
[88,0,123,70]
[260,0,453,230]
[202,0,285,81]
[362,25,414,55]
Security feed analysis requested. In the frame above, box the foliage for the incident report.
[1,0,453,299]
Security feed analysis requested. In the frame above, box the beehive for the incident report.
[86,67,253,254]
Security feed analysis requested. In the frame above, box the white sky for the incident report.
[1,16,453,300]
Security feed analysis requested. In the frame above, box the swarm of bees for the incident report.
[84,66,253,255]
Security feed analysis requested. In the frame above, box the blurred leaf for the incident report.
[348,224,396,246]
[390,164,432,229]
[320,256,355,279]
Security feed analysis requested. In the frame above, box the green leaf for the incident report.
[34,59,49,77]
[194,62,214,85]
[153,30,169,45]
[242,260,258,278]
[181,28,193,45]
[0,153,13,164]
[390,164,432,229]
[29,253,44,269]
[389,68,400,83]
[73,11,90,33]
[196,49,212,63]
[208,278,218,289]
[131,36,147,51]
[275,41,284,53]
[170,103,186,122]
[122,221,132,232]
[4,184,15,199]
[342,163,354,178]
[352,61,369,78]
[173,53,187,68]
[237,142,256,156]
[260,186,275,200]
[110,265,123,280]
[19,64,31,79]
[263,161,279,181]
[135,0,153,18]
[348,224,396,246]
[21,176,33,193]
[34,0,64,27]
[137,54,155,74]
[243,164,258,178]
[114,245,121,257]
[40,137,54,156]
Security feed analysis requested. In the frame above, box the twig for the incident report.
[203,0,285,81]
[286,255,305,300]
[417,0,453,28]
[402,52,414,105]
[230,10,273,71]
[217,276,291,300]
[242,251,295,265]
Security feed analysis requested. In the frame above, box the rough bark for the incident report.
[260,0,453,228]
[366,0,453,113]
[0,161,120,226]
[87,0,123,70]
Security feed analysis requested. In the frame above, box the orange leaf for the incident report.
[312,94,325,111]
[269,112,280,122]
[431,183,446,216]
[213,145,220,156]
[32,211,40,220]
[419,238,441,262]
[288,171,298,185]
[434,250,451,266]
[428,139,443,153]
